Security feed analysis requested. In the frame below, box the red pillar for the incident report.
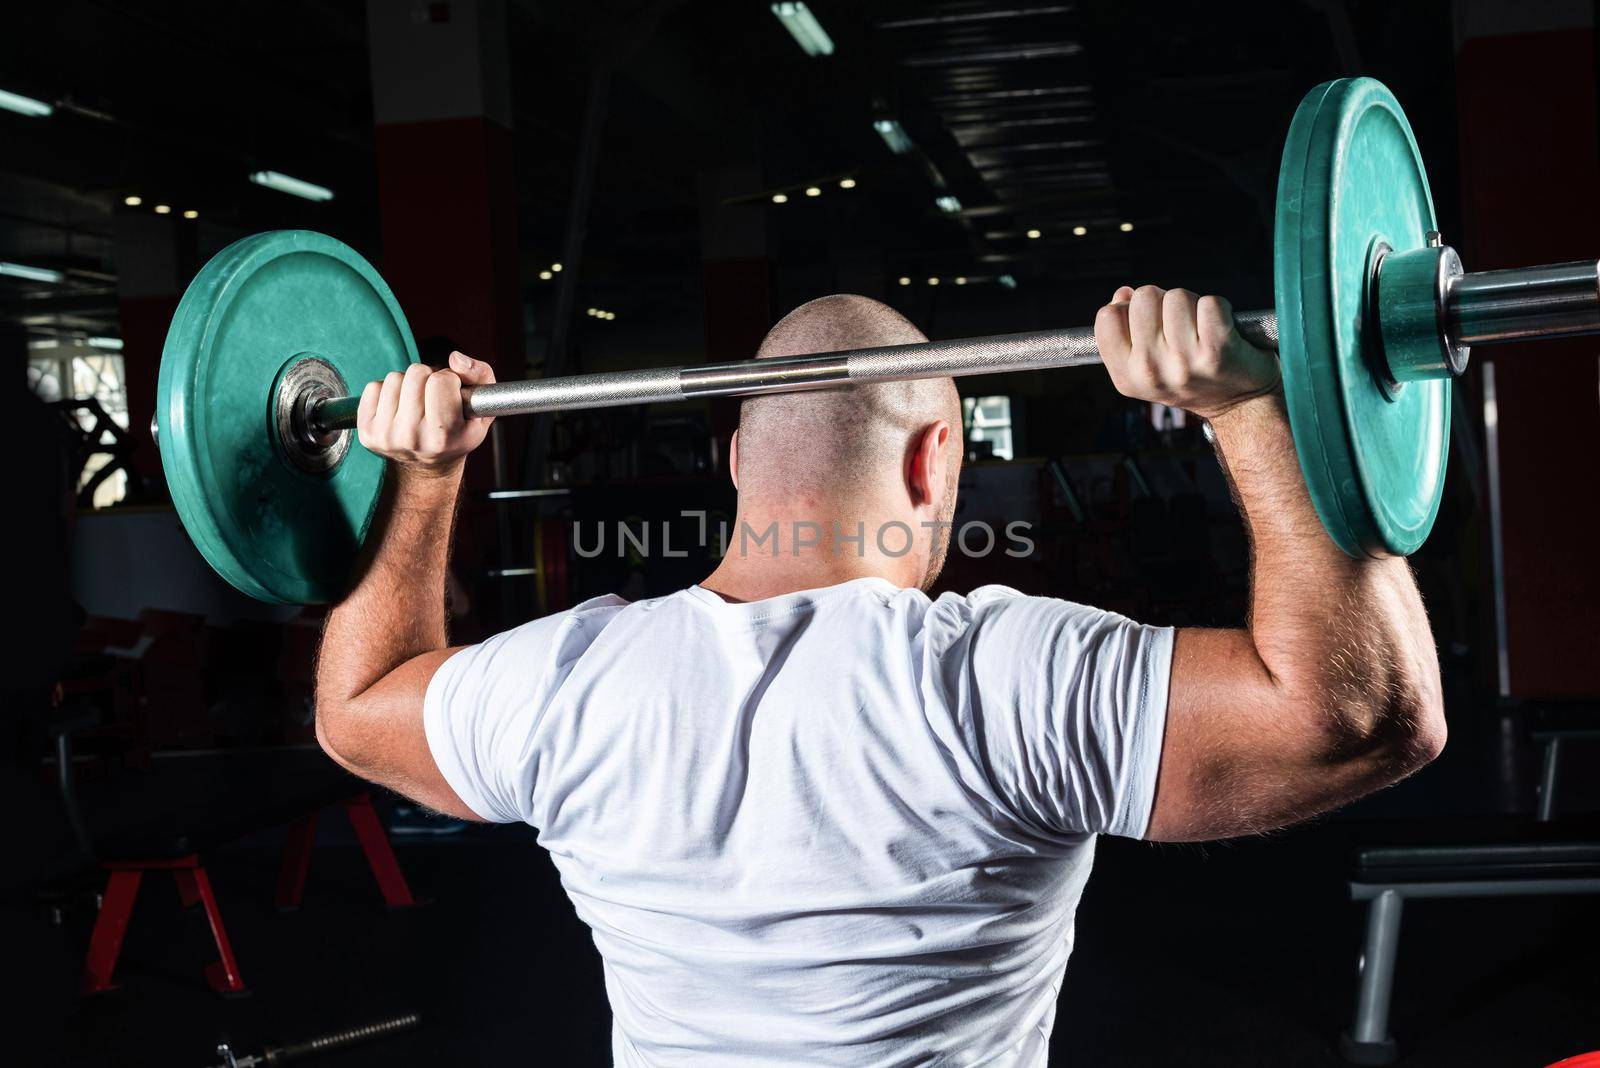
[1455,3,1600,696]
[367,0,526,618]
[367,0,523,472]
[699,169,773,474]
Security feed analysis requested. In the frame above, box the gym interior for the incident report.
[6,2,1599,1065]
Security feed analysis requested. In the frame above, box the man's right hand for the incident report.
[1094,285,1280,421]
[357,351,497,476]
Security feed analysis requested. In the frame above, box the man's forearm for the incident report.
[317,464,462,709]
[1208,393,1442,752]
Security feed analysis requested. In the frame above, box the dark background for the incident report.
[4,1,1598,1065]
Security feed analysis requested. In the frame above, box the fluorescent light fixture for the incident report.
[897,276,911,286]
[839,178,856,189]
[772,193,788,204]
[1072,225,1087,236]
[0,87,52,117]
[936,195,962,213]
[124,195,142,207]
[805,186,821,197]
[183,209,199,220]
[998,274,1018,289]
[87,336,124,350]
[250,170,335,202]
[154,204,171,215]
[1119,221,1134,232]
[0,261,65,283]
[873,118,914,156]
[770,3,834,57]
[539,270,553,280]
[1025,228,1041,239]
[955,277,967,285]
[586,307,598,316]
[927,277,940,286]
[551,263,563,272]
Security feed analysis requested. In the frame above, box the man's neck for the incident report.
[700,499,925,603]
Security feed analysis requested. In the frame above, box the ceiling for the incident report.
[1,0,1463,358]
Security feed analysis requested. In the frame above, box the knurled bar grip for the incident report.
[310,309,1281,433]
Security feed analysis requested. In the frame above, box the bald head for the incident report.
[735,295,961,503]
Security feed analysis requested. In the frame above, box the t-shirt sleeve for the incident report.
[925,589,1174,840]
[423,610,601,824]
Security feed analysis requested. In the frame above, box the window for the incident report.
[963,394,1014,460]
[28,343,131,508]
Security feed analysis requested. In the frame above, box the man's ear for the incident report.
[907,420,951,508]
[728,428,740,490]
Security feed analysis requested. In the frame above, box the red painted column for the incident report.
[1455,3,1600,696]
[366,0,523,474]
[367,0,525,621]
[699,169,773,474]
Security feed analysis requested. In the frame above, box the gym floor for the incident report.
[14,726,1597,1067]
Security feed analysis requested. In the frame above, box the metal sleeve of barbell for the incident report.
[1448,260,1600,346]
[310,308,1280,430]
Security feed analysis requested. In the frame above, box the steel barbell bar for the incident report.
[296,259,1599,442]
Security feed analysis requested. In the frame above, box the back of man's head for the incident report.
[735,295,960,506]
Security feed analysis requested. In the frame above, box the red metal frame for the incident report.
[274,792,420,910]
[83,792,418,997]
[81,855,246,996]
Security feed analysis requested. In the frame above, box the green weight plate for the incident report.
[1274,78,1449,557]
[157,230,418,603]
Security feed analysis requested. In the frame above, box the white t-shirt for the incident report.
[424,577,1173,1067]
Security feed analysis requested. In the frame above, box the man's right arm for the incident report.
[1095,286,1446,842]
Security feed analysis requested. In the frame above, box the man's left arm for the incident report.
[314,353,496,819]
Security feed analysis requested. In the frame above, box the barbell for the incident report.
[154,78,1600,604]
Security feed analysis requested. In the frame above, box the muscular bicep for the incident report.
[316,647,484,821]
[1144,628,1402,842]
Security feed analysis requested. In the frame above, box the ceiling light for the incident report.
[87,336,123,350]
[551,263,563,272]
[927,277,940,286]
[1026,228,1041,239]
[123,195,142,207]
[998,274,1018,289]
[770,2,835,57]
[772,193,788,204]
[154,204,171,215]
[935,195,962,213]
[539,270,553,280]
[604,311,616,320]
[873,118,914,156]
[0,87,52,118]
[0,261,65,283]
[1119,221,1134,232]
[586,307,598,316]
[839,178,856,189]
[183,209,199,220]
[897,277,911,286]
[955,276,967,285]
[1072,225,1087,236]
[249,170,335,202]
[805,186,821,197]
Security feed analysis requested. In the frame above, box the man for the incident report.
[315,287,1445,1065]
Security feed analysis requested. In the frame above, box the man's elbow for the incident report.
[314,698,367,776]
[1362,683,1447,781]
